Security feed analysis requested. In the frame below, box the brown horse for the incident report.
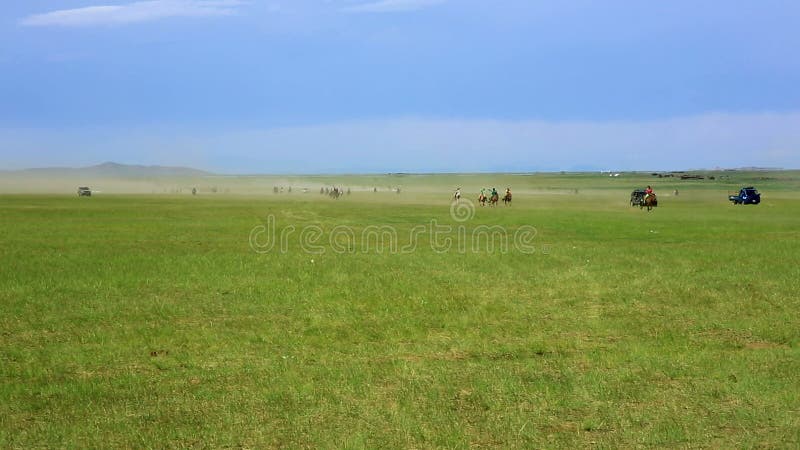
[478,193,487,206]
[489,193,499,206]
[502,192,512,205]
[642,193,657,211]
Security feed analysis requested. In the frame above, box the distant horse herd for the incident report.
[321,187,350,199]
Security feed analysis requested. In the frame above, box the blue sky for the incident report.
[1,0,799,172]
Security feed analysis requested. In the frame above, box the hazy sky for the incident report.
[1,0,799,172]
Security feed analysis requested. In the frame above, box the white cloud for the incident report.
[343,0,445,13]
[20,0,245,27]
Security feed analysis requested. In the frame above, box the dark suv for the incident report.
[729,187,760,205]
[78,187,92,197]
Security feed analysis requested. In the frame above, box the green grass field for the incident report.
[2,172,799,448]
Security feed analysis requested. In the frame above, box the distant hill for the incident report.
[8,162,214,178]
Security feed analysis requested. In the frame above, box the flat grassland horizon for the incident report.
[1,171,798,447]
[2,167,799,195]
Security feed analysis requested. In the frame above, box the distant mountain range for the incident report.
[4,162,213,178]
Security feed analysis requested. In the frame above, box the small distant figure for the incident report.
[489,187,499,206]
[192,187,197,196]
[642,185,658,211]
[328,187,341,199]
[288,186,292,193]
[503,187,512,205]
[347,188,351,195]
[674,189,679,196]
[454,187,461,202]
[373,187,377,193]
[396,187,401,194]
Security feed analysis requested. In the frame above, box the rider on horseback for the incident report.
[644,185,653,201]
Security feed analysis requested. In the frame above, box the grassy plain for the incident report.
[1,171,799,448]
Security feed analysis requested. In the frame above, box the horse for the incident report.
[489,193,499,206]
[502,192,512,205]
[642,193,657,211]
[453,191,461,202]
[478,193,487,207]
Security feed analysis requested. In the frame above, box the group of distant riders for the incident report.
[454,187,512,206]
[451,184,662,209]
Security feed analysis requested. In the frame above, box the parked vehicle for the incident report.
[630,189,646,206]
[77,186,92,197]
[729,187,760,205]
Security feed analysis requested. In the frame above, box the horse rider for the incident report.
[454,187,461,201]
[505,187,511,197]
[491,187,498,198]
[644,185,654,201]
